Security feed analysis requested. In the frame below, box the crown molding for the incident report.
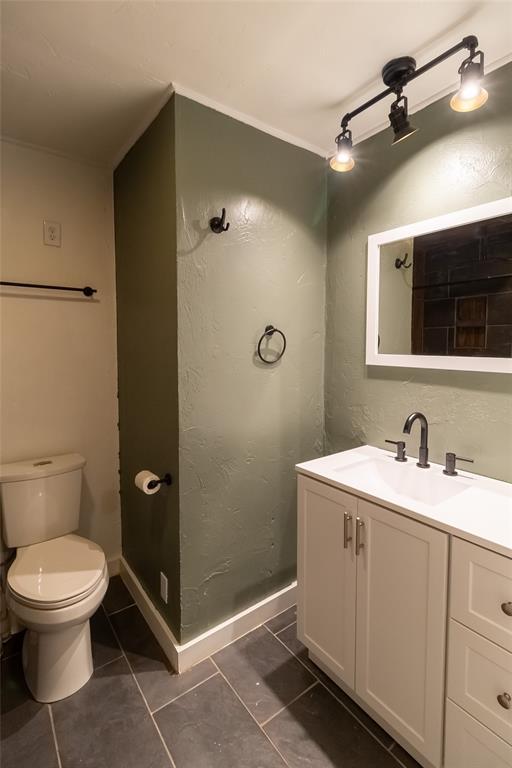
[173,82,328,159]
[0,134,110,170]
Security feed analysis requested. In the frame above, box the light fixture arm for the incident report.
[340,34,480,129]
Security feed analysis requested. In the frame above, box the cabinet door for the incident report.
[297,475,357,688]
[355,499,448,768]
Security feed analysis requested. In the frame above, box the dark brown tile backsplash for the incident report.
[411,213,512,357]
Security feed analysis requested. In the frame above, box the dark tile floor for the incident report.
[1,576,421,768]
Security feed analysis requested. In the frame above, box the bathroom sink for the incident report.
[333,456,470,506]
[296,445,512,558]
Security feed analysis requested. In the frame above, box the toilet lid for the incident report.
[7,533,106,607]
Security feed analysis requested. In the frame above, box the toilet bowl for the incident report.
[7,533,109,702]
[0,453,108,703]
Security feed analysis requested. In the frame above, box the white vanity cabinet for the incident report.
[297,444,512,768]
[297,475,449,768]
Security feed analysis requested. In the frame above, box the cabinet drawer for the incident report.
[447,620,512,745]
[445,699,512,768]
[451,538,512,652]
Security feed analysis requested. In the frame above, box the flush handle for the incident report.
[497,692,511,710]
[343,512,353,549]
[355,518,365,556]
[501,602,512,617]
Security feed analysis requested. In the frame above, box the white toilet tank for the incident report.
[0,453,86,547]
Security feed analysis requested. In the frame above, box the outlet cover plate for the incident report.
[43,220,61,247]
[160,572,168,604]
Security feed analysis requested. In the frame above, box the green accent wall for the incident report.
[114,98,181,637]
[326,63,512,483]
[174,95,326,640]
[114,63,511,646]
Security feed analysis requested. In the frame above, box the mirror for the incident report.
[367,198,512,373]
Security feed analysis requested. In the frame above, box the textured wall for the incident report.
[1,140,121,561]
[326,63,512,482]
[175,95,326,640]
[114,100,181,636]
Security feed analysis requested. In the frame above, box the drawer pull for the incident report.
[355,517,365,556]
[501,602,512,617]
[343,512,353,549]
[497,692,511,710]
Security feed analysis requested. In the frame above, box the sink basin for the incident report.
[334,456,470,506]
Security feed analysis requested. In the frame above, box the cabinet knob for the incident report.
[501,602,512,617]
[497,692,511,710]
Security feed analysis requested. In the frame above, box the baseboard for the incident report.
[119,556,297,673]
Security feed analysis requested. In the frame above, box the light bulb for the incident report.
[329,154,355,173]
[330,130,355,172]
[451,56,488,113]
[460,81,479,100]
[450,82,488,112]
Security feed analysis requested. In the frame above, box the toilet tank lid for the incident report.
[0,453,86,483]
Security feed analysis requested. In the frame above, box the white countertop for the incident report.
[296,445,512,558]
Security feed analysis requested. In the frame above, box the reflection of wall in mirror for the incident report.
[378,238,414,354]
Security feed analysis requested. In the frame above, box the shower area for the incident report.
[114,94,326,644]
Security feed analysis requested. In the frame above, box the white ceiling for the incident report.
[1,1,511,167]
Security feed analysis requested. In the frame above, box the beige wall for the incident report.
[0,140,121,561]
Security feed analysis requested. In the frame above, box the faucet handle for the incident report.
[385,440,407,462]
[443,452,474,476]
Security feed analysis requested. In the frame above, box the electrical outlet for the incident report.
[43,220,61,247]
[160,571,168,604]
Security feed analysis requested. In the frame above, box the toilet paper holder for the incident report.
[147,473,172,490]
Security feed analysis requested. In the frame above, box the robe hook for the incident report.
[209,208,230,234]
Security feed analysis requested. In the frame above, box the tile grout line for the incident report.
[273,620,298,637]
[104,602,136,617]
[103,610,178,768]
[150,671,220,715]
[93,653,125,672]
[47,704,63,768]
[210,656,294,768]
[264,623,402,758]
[260,680,318,727]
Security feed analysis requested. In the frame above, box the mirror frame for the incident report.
[366,196,512,374]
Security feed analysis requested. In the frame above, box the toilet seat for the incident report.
[7,533,106,610]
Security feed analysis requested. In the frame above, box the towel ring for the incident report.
[257,325,287,364]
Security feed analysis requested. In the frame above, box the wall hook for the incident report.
[209,208,230,234]
[394,252,411,269]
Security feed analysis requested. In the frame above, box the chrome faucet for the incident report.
[402,412,430,468]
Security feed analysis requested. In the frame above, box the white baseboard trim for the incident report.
[119,556,296,673]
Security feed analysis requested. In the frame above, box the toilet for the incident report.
[0,453,109,702]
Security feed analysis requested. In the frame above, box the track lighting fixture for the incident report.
[329,127,355,172]
[389,93,417,145]
[331,35,487,172]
